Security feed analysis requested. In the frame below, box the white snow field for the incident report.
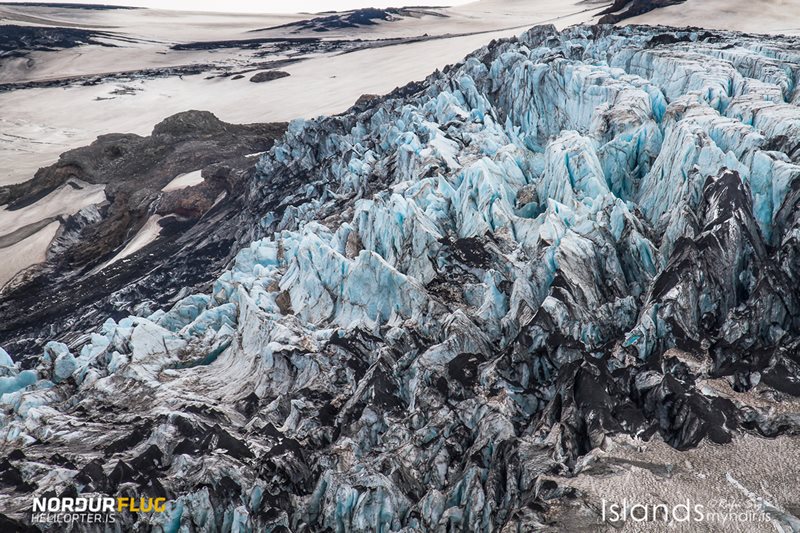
[162,170,204,192]
[0,0,606,185]
[0,180,106,288]
[0,179,105,237]
[94,214,164,273]
[0,220,60,288]
[629,0,800,35]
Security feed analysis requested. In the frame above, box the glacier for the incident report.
[1,23,800,531]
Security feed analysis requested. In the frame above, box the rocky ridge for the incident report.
[597,0,687,24]
[0,111,287,361]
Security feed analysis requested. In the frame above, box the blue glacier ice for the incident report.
[1,23,800,532]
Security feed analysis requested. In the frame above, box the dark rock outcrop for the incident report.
[0,111,286,359]
[249,70,290,83]
[597,0,687,24]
